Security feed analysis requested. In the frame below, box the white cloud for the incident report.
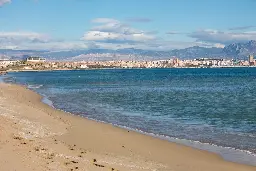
[81,18,221,50]
[0,0,11,6]
[82,31,120,41]
[90,18,142,35]
[0,29,226,51]
[0,19,232,51]
[92,22,138,35]
[0,31,50,43]
[82,30,155,43]
[0,31,56,50]
[0,37,222,51]
[82,18,226,51]
[19,41,90,51]
[0,45,17,49]
[189,29,256,44]
[82,18,156,44]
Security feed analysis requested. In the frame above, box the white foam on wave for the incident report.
[41,96,54,108]
[0,76,4,83]
[27,84,43,89]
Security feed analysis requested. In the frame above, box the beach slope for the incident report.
[0,83,255,171]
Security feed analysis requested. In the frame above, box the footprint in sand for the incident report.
[68,145,75,151]
[71,160,78,164]
[13,136,23,140]
[80,150,86,154]
[93,163,105,168]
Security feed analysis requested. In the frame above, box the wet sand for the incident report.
[0,83,255,171]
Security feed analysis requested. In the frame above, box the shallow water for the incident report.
[4,68,256,166]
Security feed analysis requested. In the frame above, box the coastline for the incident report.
[4,65,256,73]
[0,83,255,170]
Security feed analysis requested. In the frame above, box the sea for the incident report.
[2,68,256,166]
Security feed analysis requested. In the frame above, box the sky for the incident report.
[0,0,256,51]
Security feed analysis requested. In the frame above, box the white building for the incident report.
[79,64,89,69]
[26,57,46,63]
[0,60,18,68]
[23,66,33,70]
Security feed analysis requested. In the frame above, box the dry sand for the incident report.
[0,83,255,171]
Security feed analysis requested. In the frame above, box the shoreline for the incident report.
[0,82,255,170]
[3,69,256,166]
[40,93,256,166]
[5,65,256,73]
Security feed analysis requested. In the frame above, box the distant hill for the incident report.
[0,40,255,61]
[41,47,225,61]
[167,46,224,59]
[223,40,256,58]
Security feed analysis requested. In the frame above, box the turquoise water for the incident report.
[3,68,256,165]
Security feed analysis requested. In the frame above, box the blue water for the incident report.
[3,68,256,166]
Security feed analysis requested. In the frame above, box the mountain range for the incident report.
[0,40,255,61]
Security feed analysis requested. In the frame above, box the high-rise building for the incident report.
[249,55,255,66]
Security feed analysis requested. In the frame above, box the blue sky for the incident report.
[1,0,256,50]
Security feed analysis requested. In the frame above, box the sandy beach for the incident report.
[0,83,255,171]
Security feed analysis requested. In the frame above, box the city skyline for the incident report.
[1,0,256,51]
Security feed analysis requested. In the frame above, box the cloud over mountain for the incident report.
[0,31,49,43]
[0,31,88,51]
[189,29,256,44]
